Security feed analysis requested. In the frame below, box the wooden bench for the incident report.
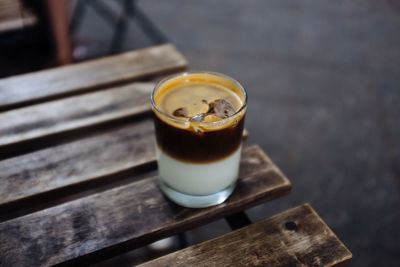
[0,44,352,266]
[0,0,36,33]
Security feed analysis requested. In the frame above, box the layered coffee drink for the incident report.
[151,72,247,208]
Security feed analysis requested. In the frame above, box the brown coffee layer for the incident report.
[154,114,245,163]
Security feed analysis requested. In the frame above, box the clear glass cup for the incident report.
[151,71,247,208]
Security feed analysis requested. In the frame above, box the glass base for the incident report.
[159,180,235,208]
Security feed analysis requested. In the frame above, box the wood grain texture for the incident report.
[0,145,291,266]
[0,119,155,209]
[0,117,249,210]
[0,44,187,111]
[0,82,154,150]
[141,204,352,267]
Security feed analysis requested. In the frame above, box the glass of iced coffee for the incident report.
[151,71,247,208]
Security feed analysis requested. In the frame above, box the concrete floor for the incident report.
[2,0,400,266]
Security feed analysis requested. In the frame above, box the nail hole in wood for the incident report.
[285,221,297,231]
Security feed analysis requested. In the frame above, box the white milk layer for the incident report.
[156,146,242,196]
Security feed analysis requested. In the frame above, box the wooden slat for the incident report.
[0,15,36,33]
[0,44,187,111]
[0,145,291,266]
[0,7,36,33]
[0,119,155,210]
[0,82,154,152]
[0,0,22,19]
[141,204,352,267]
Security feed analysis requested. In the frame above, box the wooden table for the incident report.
[0,44,352,266]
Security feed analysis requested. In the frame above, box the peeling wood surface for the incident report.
[0,146,292,266]
[0,44,187,111]
[140,204,352,267]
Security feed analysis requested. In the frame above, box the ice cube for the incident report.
[207,99,235,118]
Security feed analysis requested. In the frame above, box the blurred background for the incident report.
[1,0,399,266]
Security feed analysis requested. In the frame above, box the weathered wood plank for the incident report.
[0,119,155,211]
[0,82,154,152]
[0,145,291,266]
[0,44,187,111]
[0,115,249,211]
[0,5,36,33]
[141,204,352,267]
[0,0,23,20]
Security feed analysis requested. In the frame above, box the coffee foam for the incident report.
[153,73,246,132]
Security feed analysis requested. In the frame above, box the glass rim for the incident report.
[150,71,248,125]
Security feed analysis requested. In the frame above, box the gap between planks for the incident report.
[0,118,249,213]
[0,73,248,160]
[0,43,187,111]
[0,82,154,150]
